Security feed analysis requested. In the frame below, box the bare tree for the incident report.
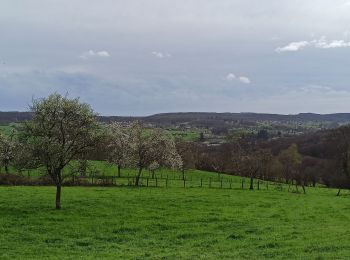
[232,139,272,190]
[278,144,304,193]
[23,93,100,209]
[328,126,350,196]
[176,141,196,180]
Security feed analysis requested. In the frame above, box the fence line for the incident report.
[58,174,285,191]
[2,170,288,191]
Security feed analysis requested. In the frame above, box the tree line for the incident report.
[188,128,350,195]
[0,94,182,209]
[1,93,350,210]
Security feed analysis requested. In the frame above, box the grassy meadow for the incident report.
[0,124,14,135]
[3,161,244,189]
[0,172,349,259]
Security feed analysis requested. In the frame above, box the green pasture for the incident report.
[0,170,349,259]
[0,124,14,135]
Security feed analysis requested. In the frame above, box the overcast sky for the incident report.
[1,0,350,115]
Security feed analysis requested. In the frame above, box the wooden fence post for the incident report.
[200,178,203,187]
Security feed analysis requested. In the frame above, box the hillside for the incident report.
[1,184,349,259]
[2,111,350,124]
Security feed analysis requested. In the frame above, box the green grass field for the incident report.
[0,175,349,259]
[0,125,14,135]
[5,161,244,188]
[169,129,201,141]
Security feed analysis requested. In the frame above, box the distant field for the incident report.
[169,129,200,141]
[0,123,200,141]
[0,174,349,259]
[0,124,13,135]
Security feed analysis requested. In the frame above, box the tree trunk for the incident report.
[301,185,306,194]
[135,167,143,186]
[182,168,185,180]
[336,189,341,196]
[249,176,254,190]
[5,164,8,174]
[117,165,121,177]
[56,184,62,210]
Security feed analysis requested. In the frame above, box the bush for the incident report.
[0,173,28,185]
[64,177,91,186]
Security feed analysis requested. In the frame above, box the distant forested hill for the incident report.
[0,112,33,123]
[1,111,350,126]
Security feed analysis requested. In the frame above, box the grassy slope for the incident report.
[0,181,349,259]
[0,125,13,135]
[8,161,243,186]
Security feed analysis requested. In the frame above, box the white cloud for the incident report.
[80,50,110,59]
[276,37,350,52]
[226,73,236,81]
[299,85,333,92]
[96,51,110,57]
[315,39,350,48]
[152,51,171,59]
[226,73,251,84]
[275,41,309,52]
[239,76,251,84]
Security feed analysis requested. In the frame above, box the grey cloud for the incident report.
[1,1,350,114]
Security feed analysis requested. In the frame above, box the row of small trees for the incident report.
[107,122,182,186]
[230,140,305,193]
[0,94,182,209]
[2,93,349,209]
[195,129,350,195]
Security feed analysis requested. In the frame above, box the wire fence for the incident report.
[1,169,287,191]
[62,174,284,191]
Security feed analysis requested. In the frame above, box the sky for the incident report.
[1,0,350,116]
